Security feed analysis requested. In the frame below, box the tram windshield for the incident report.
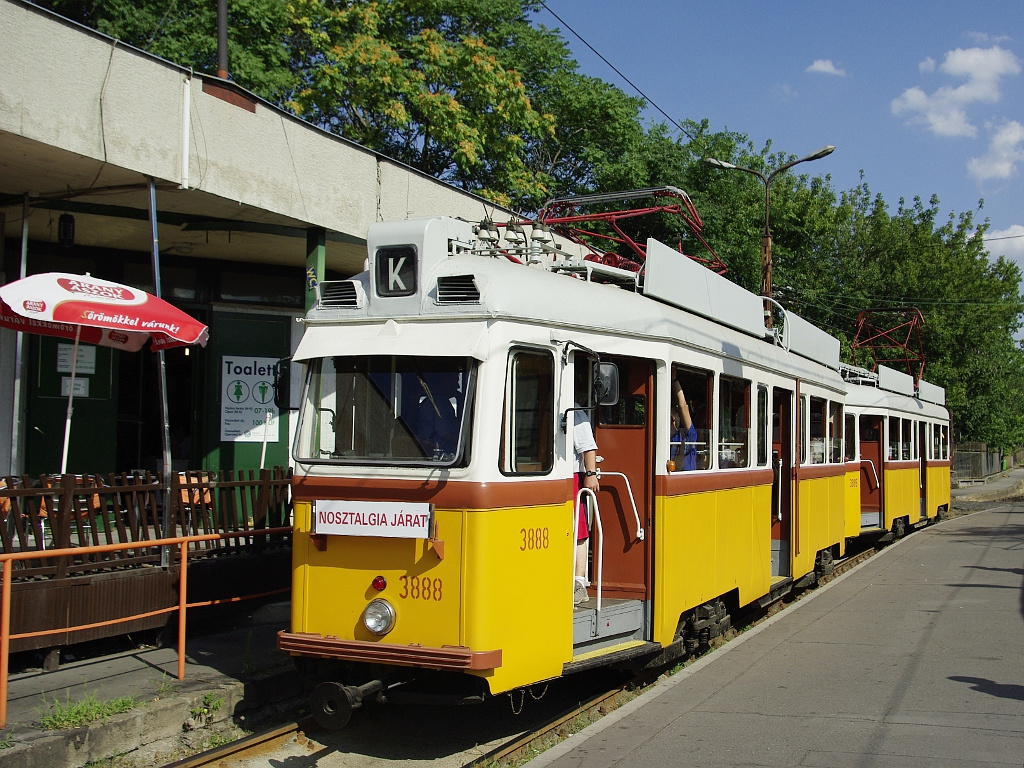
[295,355,474,467]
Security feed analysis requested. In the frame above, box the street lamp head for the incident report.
[702,157,738,170]
[802,145,835,163]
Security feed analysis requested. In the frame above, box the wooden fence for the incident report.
[0,468,292,581]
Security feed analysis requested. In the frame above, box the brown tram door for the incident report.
[589,356,652,601]
[859,414,884,528]
[771,388,793,578]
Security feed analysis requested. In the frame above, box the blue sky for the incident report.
[539,1,1024,281]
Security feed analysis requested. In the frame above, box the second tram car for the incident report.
[840,364,951,540]
[276,213,950,728]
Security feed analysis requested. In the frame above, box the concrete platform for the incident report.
[1,602,304,768]
[528,500,1024,768]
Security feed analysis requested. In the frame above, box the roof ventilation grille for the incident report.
[318,280,361,308]
[436,275,480,304]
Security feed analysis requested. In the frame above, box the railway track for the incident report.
[162,534,895,768]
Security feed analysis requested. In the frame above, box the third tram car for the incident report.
[276,209,950,728]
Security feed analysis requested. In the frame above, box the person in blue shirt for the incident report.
[671,379,697,471]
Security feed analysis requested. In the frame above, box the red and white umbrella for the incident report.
[0,272,209,473]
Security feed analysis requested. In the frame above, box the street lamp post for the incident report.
[703,146,834,328]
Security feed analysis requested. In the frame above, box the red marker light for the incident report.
[371,575,387,591]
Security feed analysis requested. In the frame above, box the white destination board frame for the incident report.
[314,500,433,539]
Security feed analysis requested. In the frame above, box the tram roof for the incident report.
[297,218,846,390]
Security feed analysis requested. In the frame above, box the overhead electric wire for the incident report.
[538,1,698,143]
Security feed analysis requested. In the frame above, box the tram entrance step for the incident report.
[572,597,645,654]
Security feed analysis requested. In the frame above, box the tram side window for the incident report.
[756,385,769,466]
[670,365,713,471]
[800,396,807,464]
[499,350,554,475]
[888,416,902,460]
[718,375,750,468]
[844,413,856,461]
[940,424,949,459]
[808,396,827,464]
[828,401,844,463]
[902,419,915,459]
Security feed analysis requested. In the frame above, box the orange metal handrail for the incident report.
[0,526,290,730]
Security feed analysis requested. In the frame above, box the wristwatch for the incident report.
[584,470,598,476]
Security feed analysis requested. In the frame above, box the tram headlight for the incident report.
[363,598,396,636]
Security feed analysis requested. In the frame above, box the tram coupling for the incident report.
[311,679,386,730]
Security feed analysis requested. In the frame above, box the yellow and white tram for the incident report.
[276,214,947,728]
[840,364,951,539]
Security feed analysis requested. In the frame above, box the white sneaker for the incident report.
[573,580,589,605]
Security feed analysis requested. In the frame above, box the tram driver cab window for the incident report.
[669,365,712,471]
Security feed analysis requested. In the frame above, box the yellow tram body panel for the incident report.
[843,467,863,539]
[289,499,575,696]
[653,484,772,646]
[291,502,465,651]
[460,501,573,693]
[794,474,846,575]
[882,465,919,528]
[925,464,951,518]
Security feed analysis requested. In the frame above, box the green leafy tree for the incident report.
[285,0,555,207]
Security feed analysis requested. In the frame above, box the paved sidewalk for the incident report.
[529,502,1024,768]
[952,466,1024,502]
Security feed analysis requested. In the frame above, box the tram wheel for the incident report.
[892,517,906,539]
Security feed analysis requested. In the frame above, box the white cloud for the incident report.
[985,225,1024,271]
[806,59,846,76]
[968,120,1024,181]
[891,45,1021,138]
[919,57,936,74]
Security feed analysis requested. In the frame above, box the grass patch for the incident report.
[39,691,136,730]
[190,692,224,725]
[154,673,179,699]
[0,732,13,749]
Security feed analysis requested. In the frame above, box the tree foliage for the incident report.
[36,0,1024,449]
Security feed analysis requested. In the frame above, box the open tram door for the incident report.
[771,388,793,578]
[569,352,653,658]
[858,414,884,529]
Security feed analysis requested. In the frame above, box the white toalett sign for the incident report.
[220,356,281,443]
[314,500,433,539]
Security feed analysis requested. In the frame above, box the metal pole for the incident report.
[10,195,30,475]
[761,179,774,329]
[216,0,228,79]
[149,180,174,568]
[59,324,82,475]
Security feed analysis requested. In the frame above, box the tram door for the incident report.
[859,415,884,528]
[589,356,653,602]
[771,388,793,579]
